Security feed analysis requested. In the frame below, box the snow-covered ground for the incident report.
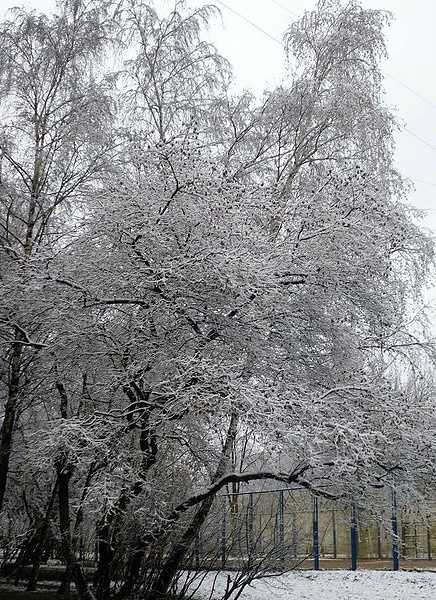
[191,570,436,600]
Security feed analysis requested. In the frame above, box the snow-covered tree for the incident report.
[0,0,115,514]
[1,1,435,599]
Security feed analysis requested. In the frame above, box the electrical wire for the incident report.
[214,0,285,47]
[406,177,436,188]
[266,0,299,18]
[386,73,436,112]
[403,128,436,153]
[263,2,436,114]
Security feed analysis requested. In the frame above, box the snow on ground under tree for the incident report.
[192,570,436,600]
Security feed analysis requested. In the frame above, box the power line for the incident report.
[403,127,436,153]
[406,177,436,188]
[409,205,436,212]
[216,2,436,112]
[214,0,285,47]
[266,0,299,18]
[386,73,436,112]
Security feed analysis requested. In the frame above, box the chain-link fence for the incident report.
[189,488,436,571]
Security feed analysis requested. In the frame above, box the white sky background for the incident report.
[1,0,435,234]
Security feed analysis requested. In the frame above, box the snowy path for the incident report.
[193,570,436,600]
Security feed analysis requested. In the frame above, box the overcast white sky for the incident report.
[1,0,435,234]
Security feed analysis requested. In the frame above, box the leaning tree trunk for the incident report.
[57,459,74,595]
[150,413,239,600]
[0,329,24,512]
[27,479,59,591]
[149,493,217,600]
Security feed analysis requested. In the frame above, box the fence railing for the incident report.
[190,488,436,571]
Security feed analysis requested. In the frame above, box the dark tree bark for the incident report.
[149,413,239,600]
[56,382,73,595]
[27,479,59,591]
[0,329,24,512]
[54,381,97,600]
[57,460,74,595]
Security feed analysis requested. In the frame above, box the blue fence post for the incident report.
[391,490,399,571]
[312,496,320,570]
[350,501,358,571]
[279,489,285,569]
[377,521,382,559]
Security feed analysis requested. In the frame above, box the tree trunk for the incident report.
[95,519,114,600]
[119,413,239,600]
[150,413,239,599]
[27,479,59,591]
[149,494,216,600]
[74,461,98,556]
[55,382,73,595]
[0,329,24,512]
[55,452,97,600]
[73,562,97,600]
[57,460,73,595]
[96,392,157,600]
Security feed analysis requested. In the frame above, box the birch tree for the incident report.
[0,0,113,513]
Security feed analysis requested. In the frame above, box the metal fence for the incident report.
[190,488,436,571]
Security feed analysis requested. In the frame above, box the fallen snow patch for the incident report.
[192,570,436,600]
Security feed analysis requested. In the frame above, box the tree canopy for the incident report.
[0,1,435,598]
